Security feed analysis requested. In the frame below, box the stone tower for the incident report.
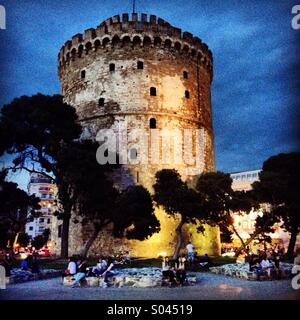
[55,13,220,257]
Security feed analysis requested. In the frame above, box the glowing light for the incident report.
[158,251,167,257]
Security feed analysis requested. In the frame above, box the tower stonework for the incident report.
[54,13,221,257]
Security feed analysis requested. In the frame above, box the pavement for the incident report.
[1,273,300,300]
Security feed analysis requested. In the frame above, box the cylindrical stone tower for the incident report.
[55,13,220,257]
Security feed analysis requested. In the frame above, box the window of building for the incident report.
[98,98,105,107]
[109,63,115,72]
[58,225,62,238]
[185,90,190,99]
[149,118,156,129]
[137,60,144,69]
[39,218,44,223]
[130,148,138,160]
[29,226,33,231]
[136,171,139,183]
[81,70,86,79]
[47,218,51,224]
[150,87,156,96]
[183,71,188,79]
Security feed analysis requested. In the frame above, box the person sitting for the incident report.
[124,251,131,265]
[101,257,116,288]
[62,256,77,281]
[92,256,107,277]
[260,254,274,279]
[175,256,186,285]
[294,249,300,265]
[199,254,210,270]
[21,259,28,271]
[162,256,175,285]
[72,259,87,288]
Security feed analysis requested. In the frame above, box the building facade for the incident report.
[52,13,221,257]
[25,173,56,240]
[230,169,300,252]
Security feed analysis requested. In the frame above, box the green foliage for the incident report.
[113,185,160,240]
[252,152,300,256]
[18,233,31,247]
[0,170,40,248]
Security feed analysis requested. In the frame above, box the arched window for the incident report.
[98,98,105,107]
[130,148,138,160]
[185,90,190,99]
[150,87,156,96]
[183,71,188,79]
[81,70,86,79]
[137,60,144,69]
[149,118,156,129]
[109,63,115,72]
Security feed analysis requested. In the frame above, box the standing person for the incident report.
[175,256,186,285]
[72,259,87,288]
[186,241,194,264]
[31,254,40,273]
[102,257,116,288]
[3,253,12,277]
[161,256,175,284]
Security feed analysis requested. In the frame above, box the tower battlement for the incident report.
[58,13,213,78]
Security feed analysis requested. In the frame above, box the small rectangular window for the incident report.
[81,70,86,79]
[185,90,190,99]
[150,87,156,96]
[183,71,188,79]
[137,61,144,69]
[98,98,105,107]
[109,63,115,72]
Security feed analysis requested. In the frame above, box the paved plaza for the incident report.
[1,273,299,300]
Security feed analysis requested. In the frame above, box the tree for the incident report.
[0,170,40,249]
[62,141,160,258]
[113,185,160,240]
[153,169,203,259]
[252,152,300,258]
[0,94,82,257]
[195,171,258,256]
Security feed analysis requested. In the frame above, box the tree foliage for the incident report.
[252,152,300,257]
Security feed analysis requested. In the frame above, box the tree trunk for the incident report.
[61,214,71,258]
[81,225,101,258]
[231,225,247,253]
[287,225,298,260]
[173,219,185,260]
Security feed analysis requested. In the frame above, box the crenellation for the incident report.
[58,13,213,77]
[141,13,147,23]
[84,28,96,41]
[150,15,156,25]
[113,14,120,23]
[122,13,129,23]
[132,12,138,22]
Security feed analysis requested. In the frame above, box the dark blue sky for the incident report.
[0,0,299,189]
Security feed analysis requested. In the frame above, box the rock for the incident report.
[85,277,99,287]
[209,263,294,281]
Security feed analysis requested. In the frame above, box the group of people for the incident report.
[162,256,187,286]
[249,249,284,280]
[63,256,116,288]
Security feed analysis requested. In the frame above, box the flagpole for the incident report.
[133,0,136,14]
